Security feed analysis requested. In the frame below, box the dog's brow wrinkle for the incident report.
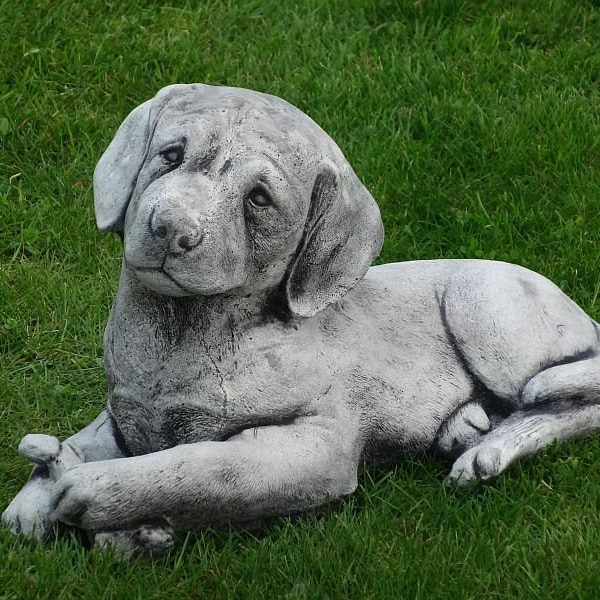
[258,151,287,180]
[194,147,219,173]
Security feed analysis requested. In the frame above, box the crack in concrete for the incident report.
[200,331,229,420]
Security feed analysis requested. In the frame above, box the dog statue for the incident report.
[4,84,600,556]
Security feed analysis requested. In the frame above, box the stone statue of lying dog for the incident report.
[4,84,600,556]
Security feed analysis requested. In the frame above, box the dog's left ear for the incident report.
[285,162,384,317]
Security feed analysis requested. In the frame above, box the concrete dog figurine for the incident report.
[4,84,600,556]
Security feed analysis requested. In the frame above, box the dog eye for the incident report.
[160,146,184,166]
[247,186,273,208]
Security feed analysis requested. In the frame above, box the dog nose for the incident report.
[150,209,203,253]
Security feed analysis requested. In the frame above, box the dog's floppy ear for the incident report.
[285,162,384,317]
[93,99,153,233]
[93,84,193,233]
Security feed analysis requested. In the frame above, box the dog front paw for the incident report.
[2,474,57,538]
[3,433,87,539]
[53,462,139,531]
[52,465,103,529]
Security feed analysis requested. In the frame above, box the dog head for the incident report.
[94,84,383,317]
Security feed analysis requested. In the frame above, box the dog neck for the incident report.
[112,263,292,335]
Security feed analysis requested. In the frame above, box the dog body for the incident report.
[4,84,600,552]
[106,258,598,463]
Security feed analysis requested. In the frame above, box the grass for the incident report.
[2,0,600,597]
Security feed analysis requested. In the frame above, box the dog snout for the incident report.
[149,207,203,254]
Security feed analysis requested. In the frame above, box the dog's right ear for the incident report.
[93,84,209,234]
[93,99,153,233]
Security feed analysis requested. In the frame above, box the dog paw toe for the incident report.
[445,445,507,486]
[473,446,503,479]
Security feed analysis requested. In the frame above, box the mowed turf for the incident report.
[2,0,600,597]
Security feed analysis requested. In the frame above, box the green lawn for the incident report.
[2,0,600,597]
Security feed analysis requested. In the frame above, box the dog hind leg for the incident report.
[445,404,600,485]
[521,352,600,407]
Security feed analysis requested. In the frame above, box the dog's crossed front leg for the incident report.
[51,415,361,535]
[2,411,127,538]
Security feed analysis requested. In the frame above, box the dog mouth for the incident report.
[131,264,198,296]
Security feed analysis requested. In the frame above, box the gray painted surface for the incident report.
[4,84,600,557]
